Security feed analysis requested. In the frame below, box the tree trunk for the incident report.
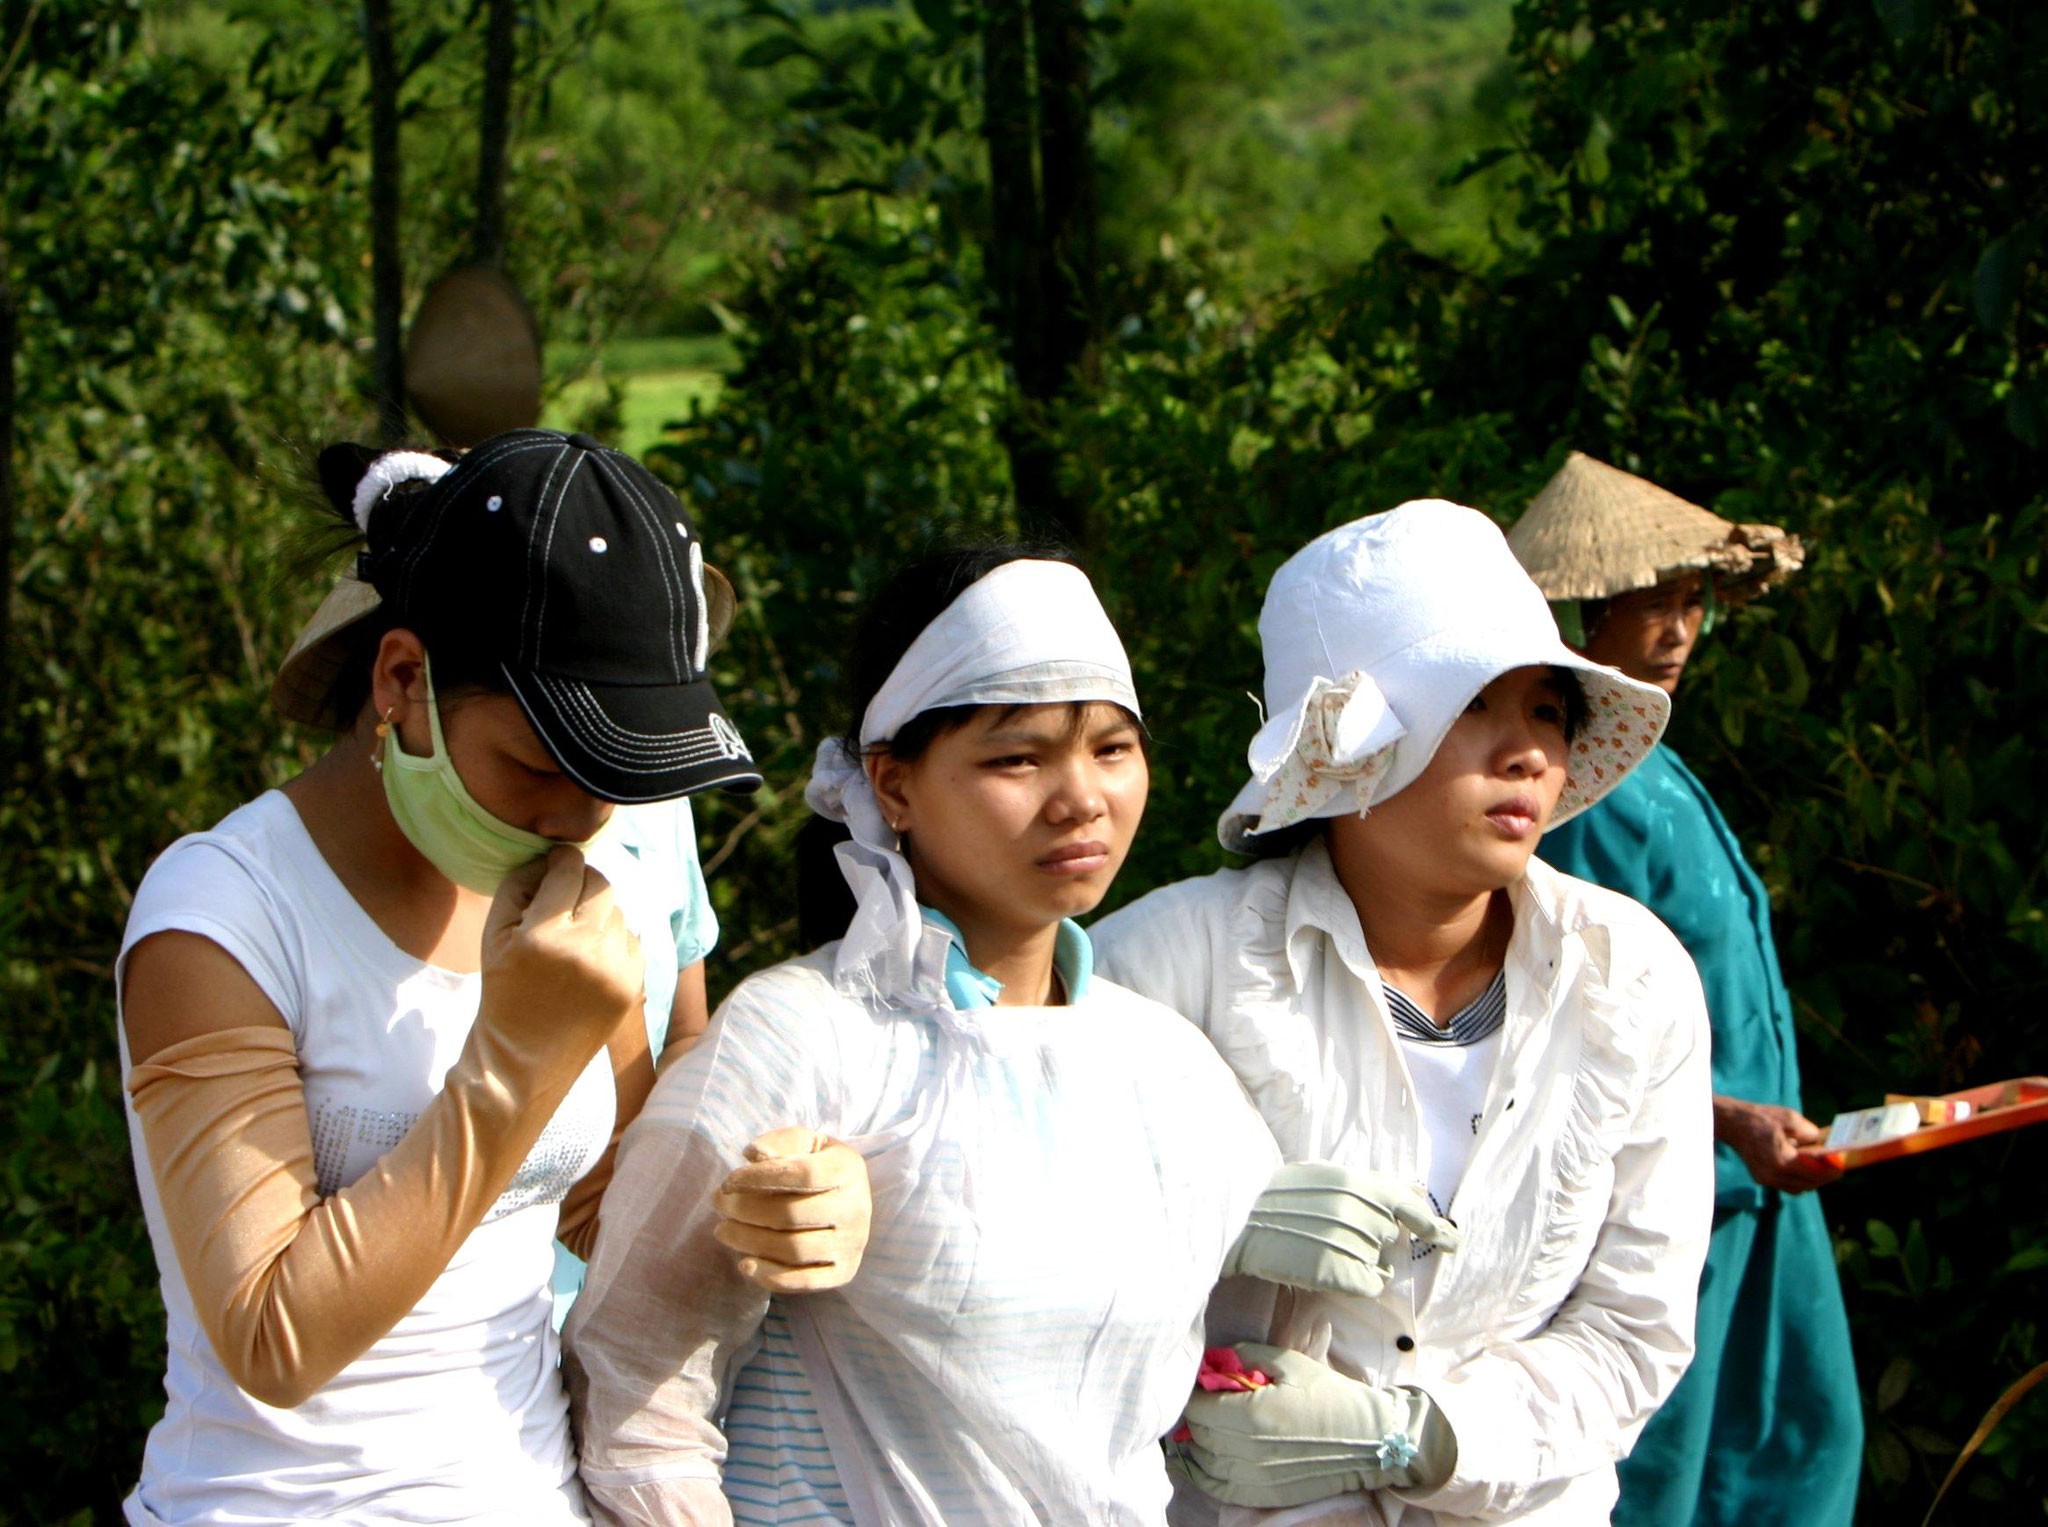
[0,255,14,716]
[473,0,516,269]
[981,0,1042,392]
[364,0,407,442]
[1030,0,1096,394]
[979,0,1094,546]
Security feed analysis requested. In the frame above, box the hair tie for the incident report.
[352,451,453,537]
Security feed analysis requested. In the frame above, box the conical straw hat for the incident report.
[1507,451,1804,602]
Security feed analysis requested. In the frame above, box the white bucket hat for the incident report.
[1219,500,1672,852]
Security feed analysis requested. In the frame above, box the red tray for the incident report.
[1801,1077,2048,1170]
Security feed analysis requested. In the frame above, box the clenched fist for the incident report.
[713,1127,872,1294]
[471,846,644,1099]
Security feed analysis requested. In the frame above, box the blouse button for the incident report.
[1396,1335,1416,1353]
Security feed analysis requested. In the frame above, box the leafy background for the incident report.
[2,0,2042,1520]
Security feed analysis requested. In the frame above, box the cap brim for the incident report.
[504,666,763,805]
[273,575,384,730]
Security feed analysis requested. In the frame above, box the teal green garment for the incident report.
[919,906,1094,1007]
[1613,1197,1862,1527]
[1540,745,1860,1527]
[1540,745,1796,1211]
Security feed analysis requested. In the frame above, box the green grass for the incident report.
[542,335,739,459]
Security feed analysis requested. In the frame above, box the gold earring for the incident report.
[371,706,394,773]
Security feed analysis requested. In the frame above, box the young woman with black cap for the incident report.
[114,431,869,1527]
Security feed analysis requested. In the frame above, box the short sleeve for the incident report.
[667,797,718,969]
[119,837,304,1049]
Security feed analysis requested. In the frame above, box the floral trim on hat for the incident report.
[1229,663,1662,846]
[1553,671,1663,824]
[1242,672,1401,840]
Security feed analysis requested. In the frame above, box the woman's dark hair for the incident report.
[797,541,1108,948]
[1235,666,1589,861]
[299,442,508,727]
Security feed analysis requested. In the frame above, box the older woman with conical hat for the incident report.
[1510,453,1860,1527]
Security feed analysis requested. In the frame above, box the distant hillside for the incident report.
[1098,0,1520,286]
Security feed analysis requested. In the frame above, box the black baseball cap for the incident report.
[352,429,761,804]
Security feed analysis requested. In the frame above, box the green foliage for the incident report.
[8,0,2045,1520]
[1098,0,1522,278]
[664,1,2048,1518]
[644,198,1018,971]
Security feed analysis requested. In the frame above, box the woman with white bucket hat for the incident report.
[1094,500,1715,1525]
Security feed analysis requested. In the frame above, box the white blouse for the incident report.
[1092,841,1713,1526]
[565,939,1280,1526]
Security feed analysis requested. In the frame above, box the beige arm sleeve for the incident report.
[128,1020,591,1410]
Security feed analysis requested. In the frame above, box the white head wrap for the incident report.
[804,559,1141,1008]
[1219,500,1671,851]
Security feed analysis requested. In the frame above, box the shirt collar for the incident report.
[918,907,1094,1010]
[1282,836,1374,990]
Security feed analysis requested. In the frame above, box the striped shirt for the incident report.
[723,1309,851,1526]
[1387,971,1508,1248]
[1384,969,1508,1047]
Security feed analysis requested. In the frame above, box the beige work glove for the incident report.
[1175,1344,1458,1507]
[127,848,642,1409]
[1221,1162,1461,1299]
[713,1126,872,1293]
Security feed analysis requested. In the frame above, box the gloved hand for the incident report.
[1220,1161,1460,1298]
[713,1127,872,1293]
[1175,1343,1457,1508]
[467,846,644,1102]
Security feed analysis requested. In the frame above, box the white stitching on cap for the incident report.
[516,674,755,773]
[528,452,586,669]
[505,668,759,800]
[526,672,752,763]
[396,437,557,607]
[531,685,725,759]
[689,541,708,674]
[596,452,691,680]
[590,452,685,681]
[514,442,573,664]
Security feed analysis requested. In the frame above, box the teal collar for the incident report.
[918,907,1093,1010]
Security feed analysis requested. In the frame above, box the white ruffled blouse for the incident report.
[1092,841,1714,1526]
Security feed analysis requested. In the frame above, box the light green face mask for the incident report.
[382,661,610,895]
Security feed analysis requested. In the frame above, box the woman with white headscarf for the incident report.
[565,547,1290,1525]
[1093,503,1715,1526]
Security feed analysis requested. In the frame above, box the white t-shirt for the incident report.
[1383,972,1508,1223]
[117,790,709,1527]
